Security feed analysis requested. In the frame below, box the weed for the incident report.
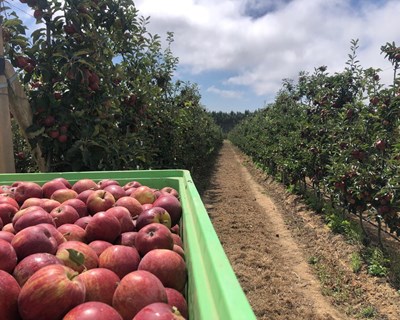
[363,247,389,277]
[359,305,376,318]
[351,253,363,274]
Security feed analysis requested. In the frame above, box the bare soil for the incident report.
[196,140,400,320]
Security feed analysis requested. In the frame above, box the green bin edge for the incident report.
[0,169,257,320]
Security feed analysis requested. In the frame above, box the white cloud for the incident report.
[134,0,400,100]
[207,85,243,99]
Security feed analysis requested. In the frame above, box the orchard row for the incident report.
[229,40,400,238]
[4,0,222,173]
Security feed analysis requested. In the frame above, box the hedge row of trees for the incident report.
[3,0,222,174]
[229,39,400,239]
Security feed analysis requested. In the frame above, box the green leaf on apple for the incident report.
[66,249,85,267]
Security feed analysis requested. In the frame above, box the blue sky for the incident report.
[8,0,400,113]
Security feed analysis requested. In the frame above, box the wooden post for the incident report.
[0,18,16,173]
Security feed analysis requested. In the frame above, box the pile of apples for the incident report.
[0,177,188,320]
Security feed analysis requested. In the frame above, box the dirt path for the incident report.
[198,140,400,320]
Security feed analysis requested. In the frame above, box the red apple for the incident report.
[115,196,143,218]
[115,231,137,247]
[63,198,88,217]
[12,205,46,225]
[41,199,61,212]
[142,203,153,210]
[13,252,64,286]
[50,204,80,227]
[135,207,172,231]
[42,179,69,198]
[0,270,21,320]
[13,207,55,232]
[98,179,119,189]
[138,249,187,292]
[105,206,135,233]
[0,196,19,209]
[104,184,126,200]
[77,189,95,203]
[12,181,43,205]
[88,240,113,256]
[51,188,78,203]
[85,211,121,243]
[0,203,18,224]
[72,179,99,194]
[18,265,86,320]
[99,245,140,279]
[171,233,183,248]
[64,301,123,320]
[2,223,15,233]
[112,270,168,320]
[133,302,185,320]
[153,195,182,226]
[58,223,87,242]
[20,197,44,209]
[11,224,59,260]
[165,288,188,319]
[173,245,185,259]
[0,238,17,273]
[131,186,156,204]
[87,190,116,215]
[135,223,174,256]
[52,177,72,188]
[39,223,66,245]
[170,224,180,235]
[123,181,142,190]
[56,240,99,272]
[0,230,14,243]
[76,268,120,304]
[75,216,93,229]
[160,186,179,198]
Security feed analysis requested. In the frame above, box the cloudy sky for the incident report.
[10,0,400,112]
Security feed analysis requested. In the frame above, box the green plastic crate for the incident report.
[0,169,257,320]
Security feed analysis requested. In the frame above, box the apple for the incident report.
[64,301,123,320]
[124,187,137,196]
[39,223,66,245]
[115,231,137,247]
[0,230,14,243]
[138,249,187,292]
[50,204,80,227]
[58,223,87,242]
[18,265,86,320]
[85,211,121,243]
[171,233,183,248]
[13,252,64,286]
[0,270,21,320]
[104,184,126,200]
[77,189,95,203]
[0,203,18,224]
[165,288,189,319]
[99,245,141,279]
[12,181,43,205]
[0,217,3,230]
[172,244,185,259]
[123,181,142,190]
[13,207,55,232]
[88,240,113,256]
[135,223,174,256]
[112,270,168,320]
[63,198,88,217]
[142,203,153,211]
[87,190,116,214]
[105,206,135,233]
[0,238,18,273]
[51,188,78,203]
[131,186,156,204]
[170,224,180,235]
[56,240,99,273]
[42,179,68,198]
[75,216,93,229]
[135,207,172,231]
[52,177,72,188]
[98,179,119,189]
[0,196,19,209]
[115,196,143,218]
[11,224,59,260]
[133,302,185,320]
[76,268,120,304]
[153,195,182,226]
[12,205,47,225]
[41,199,61,212]
[72,179,99,194]
[2,223,15,233]
[160,186,179,198]
[20,197,44,209]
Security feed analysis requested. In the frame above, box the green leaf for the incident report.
[66,249,85,267]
